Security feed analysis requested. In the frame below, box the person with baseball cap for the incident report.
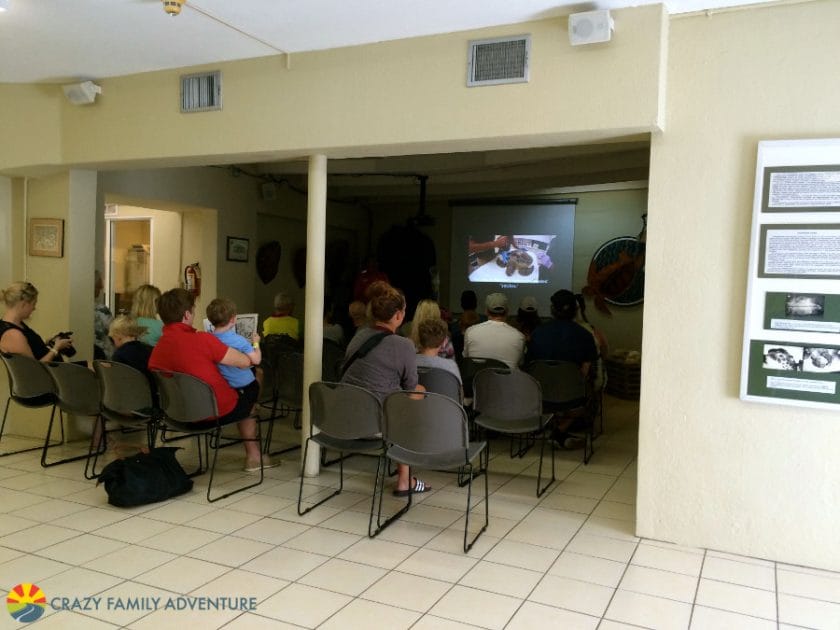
[462,292,525,369]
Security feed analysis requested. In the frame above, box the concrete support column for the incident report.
[301,154,327,477]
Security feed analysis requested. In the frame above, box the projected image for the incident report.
[467,234,555,284]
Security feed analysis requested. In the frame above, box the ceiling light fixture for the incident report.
[0,1,9,13]
[163,0,185,16]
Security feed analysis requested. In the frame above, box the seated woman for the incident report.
[341,281,429,497]
[0,281,74,362]
[408,299,454,359]
[263,292,301,341]
[130,284,163,346]
[109,315,152,375]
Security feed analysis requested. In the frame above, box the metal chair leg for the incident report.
[41,409,94,468]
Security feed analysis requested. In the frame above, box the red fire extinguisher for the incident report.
[184,262,201,297]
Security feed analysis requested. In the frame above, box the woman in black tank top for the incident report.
[0,281,74,362]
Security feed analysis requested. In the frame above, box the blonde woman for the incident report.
[130,284,163,346]
[0,281,74,362]
[408,299,454,359]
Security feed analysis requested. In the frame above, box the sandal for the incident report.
[392,477,432,497]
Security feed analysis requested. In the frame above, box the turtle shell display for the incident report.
[496,250,534,276]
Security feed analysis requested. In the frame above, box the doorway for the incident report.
[107,218,151,313]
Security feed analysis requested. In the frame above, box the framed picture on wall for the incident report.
[28,218,64,257]
[226,236,249,262]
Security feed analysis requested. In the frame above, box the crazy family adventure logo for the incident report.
[7,584,47,623]
[6,582,259,623]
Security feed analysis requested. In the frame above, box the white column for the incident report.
[302,154,327,477]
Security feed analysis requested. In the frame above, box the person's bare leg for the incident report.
[237,416,261,460]
[396,463,410,492]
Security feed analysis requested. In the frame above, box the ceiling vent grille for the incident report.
[180,70,222,113]
[467,35,530,87]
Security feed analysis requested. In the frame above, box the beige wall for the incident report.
[1,5,666,174]
[0,85,62,172]
[641,0,840,570]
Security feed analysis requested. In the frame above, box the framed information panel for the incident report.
[741,139,840,409]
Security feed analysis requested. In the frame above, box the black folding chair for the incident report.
[0,352,58,456]
[299,381,397,537]
[473,368,556,497]
[92,360,159,478]
[417,365,462,404]
[153,370,265,502]
[526,359,594,464]
[43,362,104,474]
[457,356,508,402]
[263,349,303,456]
[382,390,488,552]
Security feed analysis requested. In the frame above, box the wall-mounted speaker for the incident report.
[568,10,614,46]
[62,80,101,105]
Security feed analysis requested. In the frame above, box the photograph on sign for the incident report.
[762,345,804,372]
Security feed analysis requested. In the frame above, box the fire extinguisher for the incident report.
[184,262,201,297]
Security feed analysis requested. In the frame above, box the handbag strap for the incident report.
[340,331,391,377]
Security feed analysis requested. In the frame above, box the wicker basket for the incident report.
[605,357,641,400]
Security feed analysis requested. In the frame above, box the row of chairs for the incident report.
[0,353,267,503]
[300,382,488,553]
[421,358,596,487]
[297,358,595,553]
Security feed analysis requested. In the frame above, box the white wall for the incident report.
[640,0,840,570]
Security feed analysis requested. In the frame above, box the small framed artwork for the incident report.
[28,218,64,257]
[226,236,249,262]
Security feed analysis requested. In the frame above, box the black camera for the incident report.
[50,331,77,358]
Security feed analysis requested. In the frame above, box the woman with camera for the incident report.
[0,281,74,361]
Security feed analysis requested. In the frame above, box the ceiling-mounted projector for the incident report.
[62,80,102,105]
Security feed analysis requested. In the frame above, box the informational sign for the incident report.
[741,139,840,409]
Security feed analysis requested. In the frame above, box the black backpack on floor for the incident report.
[97,447,193,507]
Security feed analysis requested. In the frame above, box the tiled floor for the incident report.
[0,397,838,629]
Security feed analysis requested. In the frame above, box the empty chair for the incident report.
[92,360,159,478]
[153,370,265,502]
[417,365,462,404]
[43,362,103,475]
[258,333,301,421]
[0,352,58,456]
[458,356,508,401]
[526,359,594,464]
[263,349,303,456]
[382,390,488,552]
[298,381,393,537]
[472,368,556,497]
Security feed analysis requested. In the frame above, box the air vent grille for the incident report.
[467,35,530,87]
[180,71,222,113]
